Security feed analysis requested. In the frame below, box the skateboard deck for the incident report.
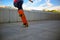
[18,10,28,27]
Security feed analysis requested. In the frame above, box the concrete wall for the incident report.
[0,8,60,23]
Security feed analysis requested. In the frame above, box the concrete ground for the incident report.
[0,20,60,40]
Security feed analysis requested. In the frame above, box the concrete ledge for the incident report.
[0,8,60,23]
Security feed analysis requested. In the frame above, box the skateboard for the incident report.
[18,10,28,27]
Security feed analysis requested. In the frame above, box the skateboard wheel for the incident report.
[23,23,26,25]
[25,24,28,27]
[19,14,24,17]
[23,23,28,27]
[19,14,23,17]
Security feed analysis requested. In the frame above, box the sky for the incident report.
[0,0,60,10]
